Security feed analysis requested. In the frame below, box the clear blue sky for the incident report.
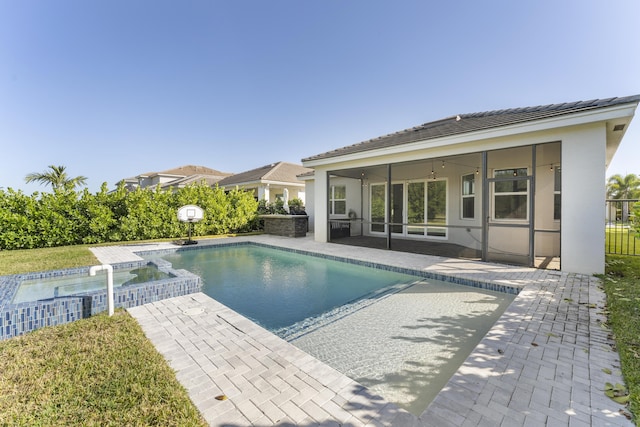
[2,1,639,193]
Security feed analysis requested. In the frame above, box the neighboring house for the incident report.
[301,95,640,275]
[119,165,232,191]
[217,161,312,206]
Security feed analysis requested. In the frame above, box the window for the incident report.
[554,166,561,220]
[493,168,528,220]
[330,185,346,215]
[461,174,475,219]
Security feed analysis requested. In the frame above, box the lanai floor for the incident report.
[329,235,561,270]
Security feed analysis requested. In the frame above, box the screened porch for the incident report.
[324,143,561,269]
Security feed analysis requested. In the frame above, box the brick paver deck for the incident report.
[94,235,634,426]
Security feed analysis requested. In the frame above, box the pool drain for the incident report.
[183,307,205,316]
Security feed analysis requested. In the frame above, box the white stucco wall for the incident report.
[561,124,607,275]
[304,101,636,274]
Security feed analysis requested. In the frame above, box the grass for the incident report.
[0,233,255,276]
[0,245,99,275]
[602,255,640,422]
[0,310,207,426]
[606,228,640,256]
[0,240,228,425]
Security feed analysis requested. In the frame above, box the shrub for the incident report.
[0,183,259,250]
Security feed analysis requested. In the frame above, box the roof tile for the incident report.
[303,95,640,162]
[217,162,312,186]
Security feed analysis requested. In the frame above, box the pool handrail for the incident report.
[89,264,114,316]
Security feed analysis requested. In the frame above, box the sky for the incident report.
[1,0,639,194]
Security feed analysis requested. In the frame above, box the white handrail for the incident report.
[89,264,114,316]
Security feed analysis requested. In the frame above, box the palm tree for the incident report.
[25,165,88,191]
[607,173,640,199]
[607,173,640,223]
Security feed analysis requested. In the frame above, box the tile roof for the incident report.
[147,165,232,178]
[159,174,229,189]
[303,95,640,162]
[218,162,312,186]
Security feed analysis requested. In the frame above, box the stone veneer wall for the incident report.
[262,215,308,238]
[0,260,201,340]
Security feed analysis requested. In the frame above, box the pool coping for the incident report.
[94,235,634,426]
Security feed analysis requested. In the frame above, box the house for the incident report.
[119,165,232,191]
[217,161,312,206]
[301,96,640,275]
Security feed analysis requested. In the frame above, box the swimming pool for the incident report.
[150,243,516,414]
[155,245,420,331]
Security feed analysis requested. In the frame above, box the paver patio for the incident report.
[92,235,634,426]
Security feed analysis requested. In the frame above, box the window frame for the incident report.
[553,165,561,221]
[330,184,347,216]
[492,167,529,222]
[461,173,475,220]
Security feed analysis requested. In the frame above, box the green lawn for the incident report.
[606,228,640,256]
[0,245,99,275]
[0,310,207,426]
[602,255,640,423]
[0,242,210,425]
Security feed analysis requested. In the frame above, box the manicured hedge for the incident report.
[0,182,258,250]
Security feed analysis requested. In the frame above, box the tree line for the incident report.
[0,166,258,250]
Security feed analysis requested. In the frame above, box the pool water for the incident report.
[12,265,172,304]
[157,245,420,330]
[155,244,515,415]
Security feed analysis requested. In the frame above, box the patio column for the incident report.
[313,169,329,243]
[561,124,606,274]
[258,184,270,202]
[481,151,488,262]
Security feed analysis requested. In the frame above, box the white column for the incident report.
[561,124,606,275]
[314,169,328,242]
[258,184,270,202]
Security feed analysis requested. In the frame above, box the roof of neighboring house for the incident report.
[139,165,232,179]
[159,174,229,190]
[217,162,312,187]
[302,95,640,162]
[119,165,233,189]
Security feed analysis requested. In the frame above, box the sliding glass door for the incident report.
[370,180,447,237]
[370,183,386,233]
[407,182,425,235]
[391,183,404,234]
[427,180,447,237]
